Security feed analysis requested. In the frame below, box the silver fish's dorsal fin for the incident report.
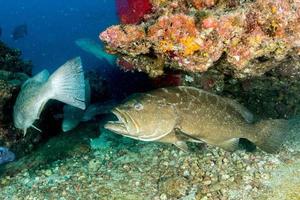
[31,69,50,83]
[22,70,50,90]
[223,97,254,123]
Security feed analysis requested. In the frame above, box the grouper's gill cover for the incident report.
[105,86,288,153]
[13,57,86,135]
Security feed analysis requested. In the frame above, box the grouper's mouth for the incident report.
[105,108,169,142]
[104,108,136,136]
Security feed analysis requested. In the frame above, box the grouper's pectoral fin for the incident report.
[158,130,189,152]
[217,138,240,151]
[174,141,189,152]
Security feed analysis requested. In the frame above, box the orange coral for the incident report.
[100,0,300,78]
[148,14,200,57]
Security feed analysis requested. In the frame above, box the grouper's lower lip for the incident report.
[104,121,128,134]
[104,108,130,135]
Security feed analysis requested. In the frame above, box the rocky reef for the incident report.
[0,41,63,159]
[100,0,300,120]
[0,41,37,158]
[100,0,300,78]
[0,41,32,75]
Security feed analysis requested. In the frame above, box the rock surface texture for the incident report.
[100,0,300,78]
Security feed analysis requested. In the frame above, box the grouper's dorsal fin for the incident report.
[176,86,254,123]
[32,69,50,83]
[223,97,254,123]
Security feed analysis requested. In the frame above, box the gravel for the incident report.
[0,123,299,200]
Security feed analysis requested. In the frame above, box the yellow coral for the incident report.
[158,40,174,53]
[180,36,201,56]
[151,0,168,7]
[248,35,263,47]
[271,5,277,14]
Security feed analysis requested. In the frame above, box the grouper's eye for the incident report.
[134,102,143,111]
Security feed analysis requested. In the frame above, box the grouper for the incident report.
[13,57,86,135]
[105,86,287,153]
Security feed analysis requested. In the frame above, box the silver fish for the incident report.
[105,86,287,153]
[75,38,116,65]
[13,57,86,135]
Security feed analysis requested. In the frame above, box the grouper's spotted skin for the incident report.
[106,86,287,153]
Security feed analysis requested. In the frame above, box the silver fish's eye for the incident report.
[134,103,143,111]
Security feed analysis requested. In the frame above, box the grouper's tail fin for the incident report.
[250,119,288,153]
[48,57,86,110]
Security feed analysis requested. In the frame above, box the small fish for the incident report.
[62,101,116,132]
[62,79,91,132]
[75,38,116,65]
[13,57,86,135]
[0,147,15,165]
[82,101,115,121]
[62,105,85,132]
[105,86,287,153]
[11,24,27,40]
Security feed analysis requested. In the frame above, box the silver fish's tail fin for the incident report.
[48,57,86,110]
[250,119,288,153]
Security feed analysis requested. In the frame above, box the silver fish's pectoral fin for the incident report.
[23,128,27,136]
[31,125,42,133]
[23,125,42,136]
[217,138,240,151]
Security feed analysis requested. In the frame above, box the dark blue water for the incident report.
[0,0,118,73]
